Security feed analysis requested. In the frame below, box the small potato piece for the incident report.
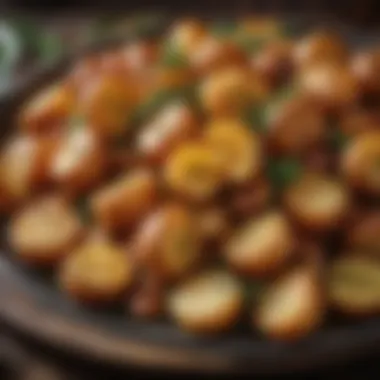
[225,211,295,277]
[80,74,137,138]
[190,37,245,75]
[299,62,358,109]
[200,66,268,117]
[167,19,206,55]
[1,135,56,202]
[285,173,350,231]
[122,41,159,72]
[19,84,74,134]
[267,96,325,155]
[91,169,156,232]
[60,239,132,303]
[204,119,262,183]
[293,31,348,68]
[346,211,380,254]
[137,102,198,163]
[51,127,106,194]
[328,256,380,316]
[339,109,380,137]
[255,267,324,340]
[198,207,230,244]
[164,142,224,201]
[351,49,380,94]
[168,270,243,334]
[341,131,380,195]
[9,196,82,265]
[134,203,200,281]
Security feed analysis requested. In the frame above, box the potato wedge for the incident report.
[9,196,83,265]
[19,84,74,134]
[59,238,133,303]
[204,119,262,183]
[285,173,350,231]
[351,49,380,94]
[134,203,201,281]
[168,270,243,334]
[328,256,380,316]
[91,169,156,232]
[164,142,224,201]
[137,102,198,163]
[341,131,380,196]
[50,126,107,194]
[225,211,295,276]
[255,267,325,340]
[198,207,230,245]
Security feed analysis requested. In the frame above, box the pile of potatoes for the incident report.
[2,17,380,341]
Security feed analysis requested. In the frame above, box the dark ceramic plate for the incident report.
[1,13,380,375]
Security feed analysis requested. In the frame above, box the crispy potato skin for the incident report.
[255,267,325,340]
[225,211,296,277]
[168,270,243,334]
[8,196,83,266]
[91,169,157,232]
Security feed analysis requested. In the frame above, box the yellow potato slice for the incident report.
[204,119,262,183]
[285,173,350,231]
[225,211,295,277]
[255,267,325,340]
[168,270,243,334]
[9,196,83,265]
[59,238,133,304]
[91,169,157,232]
[328,256,380,316]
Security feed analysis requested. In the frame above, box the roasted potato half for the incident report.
[225,211,295,277]
[59,238,133,304]
[255,267,325,340]
[328,256,380,316]
[134,203,201,281]
[91,169,157,232]
[167,269,243,334]
[8,196,83,265]
[285,173,350,231]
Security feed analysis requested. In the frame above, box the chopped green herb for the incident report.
[267,158,303,190]
[75,197,91,224]
[210,20,237,38]
[243,105,268,133]
[243,280,265,305]
[159,41,188,69]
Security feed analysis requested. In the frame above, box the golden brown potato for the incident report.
[225,211,295,277]
[119,41,159,73]
[0,135,57,203]
[204,119,262,183]
[346,211,380,254]
[299,62,358,109]
[80,74,138,138]
[339,109,380,137]
[341,131,380,195]
[228,178,272,219]
[167,269,243,334]
[19,84,74,134]
[167,19,206,55]
[134,203,200,281]
[293,31,348,68]
[164,142,224,202]
[59,237,133,303]
[252,40,293,85]
[267,96,326,155]
[200,66,268,117]
[137,102,198,163]
[328,256,380,316]
[9,196,83,265]
[153,66,194,91]
[255,267,325,340]
[50,127,107,195]
[91,169,157,232]
[285,173,350,231]
[198,207,231,245]
[190,36,245,75]
[351,49,380,94]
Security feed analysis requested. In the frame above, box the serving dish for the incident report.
[1,13,380,375]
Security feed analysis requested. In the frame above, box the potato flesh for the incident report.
[91,169,156,232]
[168,270,243,334]
[60,239,132,302]
[9,196,82,264]
[256,268,324,340]
[226,211,295,276]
